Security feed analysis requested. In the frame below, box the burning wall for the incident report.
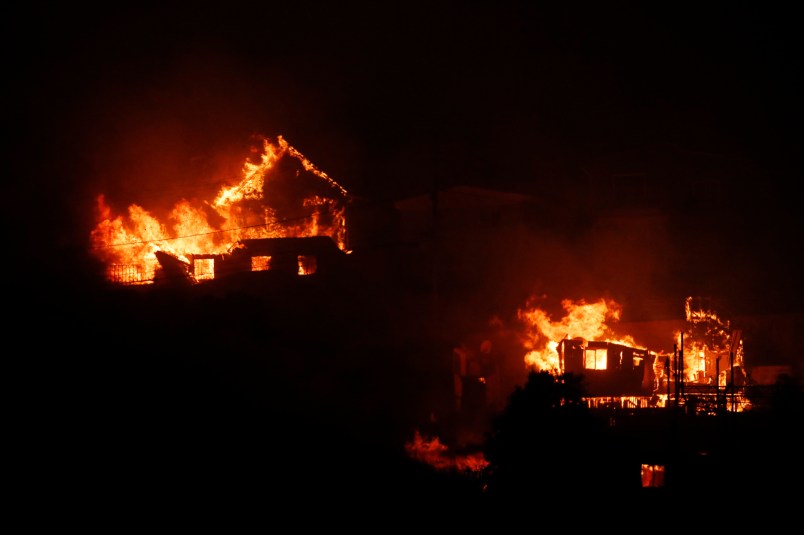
[680,296,745,385]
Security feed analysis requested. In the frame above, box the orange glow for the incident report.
[678,296,744,384]
[518,298,639,371]
[404,431,489,473]
[641,464,665,487]
[90,135,349,284]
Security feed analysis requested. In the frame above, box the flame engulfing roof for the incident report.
[90,136,350,284]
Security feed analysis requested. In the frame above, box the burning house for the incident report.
[558,338,656,399]
[448,295,750,425]
[90,135,350,287]
[532,296,749,417]
[151,235,350,288]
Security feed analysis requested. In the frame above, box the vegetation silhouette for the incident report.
[23,258,803,521]
[481,370,625,502]
[474,368,804,516]
[768,372,804,416]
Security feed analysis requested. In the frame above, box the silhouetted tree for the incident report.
[769,373,804,416]
[481,370,612,503]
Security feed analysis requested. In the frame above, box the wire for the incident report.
[93,215,317,249]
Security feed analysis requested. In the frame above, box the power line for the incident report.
[93,215,318,249]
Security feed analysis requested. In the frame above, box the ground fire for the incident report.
[90,135,350,285]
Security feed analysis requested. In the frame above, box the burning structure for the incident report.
[90,135,350,286]
[150,235,350,288]
[430,295,773,497]
[92,137,754,417]
[452,296,749,420]
[558,338,655,398]
[89,134,762,425]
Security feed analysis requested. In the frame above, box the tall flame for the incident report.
[518,298,639,371]
[678,296,744,383]
[90,135,349,284]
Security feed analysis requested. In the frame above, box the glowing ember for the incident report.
[404,430,489,472]
[90,135,349,284]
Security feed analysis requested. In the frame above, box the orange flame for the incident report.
[677,296,743,383]
[518,298,639,371]
[90,135,349,284]
[404,430,489,472]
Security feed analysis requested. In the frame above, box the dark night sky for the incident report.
[7,2,803,317]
